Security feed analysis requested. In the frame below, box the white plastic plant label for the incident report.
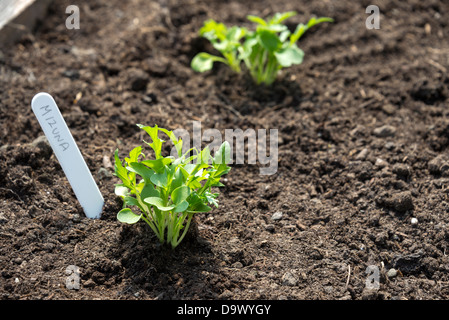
[31,92,103,219]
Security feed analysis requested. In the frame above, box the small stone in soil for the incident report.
[271,211,283,221]
[281,271,298,287]
[375,158,388,168]
[356,148,369,160]
[373,125,396,137]
[387,268,398,278]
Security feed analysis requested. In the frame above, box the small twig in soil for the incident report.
[345,264,351,289]
[426,59,447,73]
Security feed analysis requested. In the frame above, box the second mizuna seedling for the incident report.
[191,11,333,85]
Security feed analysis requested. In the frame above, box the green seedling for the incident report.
[241,12,333,85]
[191,12,333,85]
[114,124,231,249]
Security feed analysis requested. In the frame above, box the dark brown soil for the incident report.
[1,0,449,300]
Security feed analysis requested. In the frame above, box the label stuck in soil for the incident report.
[31,92,103,219]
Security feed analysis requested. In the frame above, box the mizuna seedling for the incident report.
[31,92,104,219]
[191,12,333,85]
[114,124,231,249]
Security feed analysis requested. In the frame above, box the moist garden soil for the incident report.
[1,0,449,300]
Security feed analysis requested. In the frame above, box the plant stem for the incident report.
[172,213,194,249]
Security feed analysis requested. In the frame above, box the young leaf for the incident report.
[188,202,212,213]
[144,197,175,211]
[170,168,184,193]
[268,11,297,25]
[128,162,155,183]
[290,17,333,44]
[150,169,168,188]
[274,44,304,67]
[114,149,131,187]
[247,15,267,26]
[124,196,139,207]
[191,53,228,72]
[171,185,190,205]
[115,185,129,198]
[159,128,183,158]
[227,26,246,42]
[125,146,142,166]
[137,124,164,159]
[307,17,334,28]
[174,200,189,213]
[205,191,219,207]
[213,141,231,165]
[117,208,141,224]
[140,157,173,173]
[141,183,160,200]
[200,19,227,41]
[258,30,281,52]
[290,24,306,44]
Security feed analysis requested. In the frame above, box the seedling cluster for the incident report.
[114,124,231,249]
[191,12,333,85]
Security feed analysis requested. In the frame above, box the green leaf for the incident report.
[200,19,227,41]
[279,30,291,42]
[188,202,212,213]
[290,17,333,44]
[227,26,246,42]
[117,208,141,224]
[171,185,190,205]
[159,128,183,158]
[115,185,129,198]
[307,17,334,28]
[239,37,258,59]
[258,30,281,52]
[141,183,160,199]
[268,11,297,25]
[144,197,175,211]
[125,146,142,166]
[150,169,168,188]
[114,149,130,187]
[290,24,306,44]
[170,168,184,193]
[137,124,164,159]
[205,191,219,207]
[247,15,267,26]
[274,44,304,67]
[191,53,228,72]
[187,193,212,213]
[140,157,173,173]
[128,162,155,183]
[262,24,288,33]
[124,196,139,207]
[213,141,231,165]
[174,200,189,213]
